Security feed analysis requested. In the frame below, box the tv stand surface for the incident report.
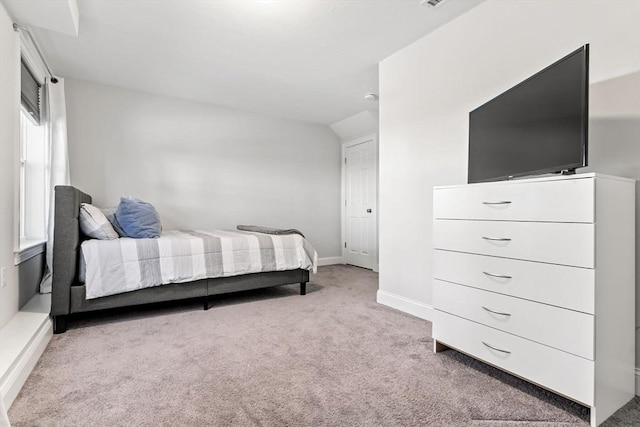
[432,172,635,427]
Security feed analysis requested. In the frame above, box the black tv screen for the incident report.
[468,45,589,184]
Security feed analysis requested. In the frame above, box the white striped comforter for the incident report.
[81,230,317,299]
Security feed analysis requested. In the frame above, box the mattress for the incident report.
[80,229,317,299]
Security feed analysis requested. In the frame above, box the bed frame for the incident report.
[51,185,309,333]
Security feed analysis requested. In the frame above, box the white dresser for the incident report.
[432,173,635,426]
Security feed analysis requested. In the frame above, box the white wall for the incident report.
[378,0,640,329]
[0,3,20,329]
[64,79,342,258]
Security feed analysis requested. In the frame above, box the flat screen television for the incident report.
[468,45,589,184]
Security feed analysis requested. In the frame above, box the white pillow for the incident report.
[79,203,119,240]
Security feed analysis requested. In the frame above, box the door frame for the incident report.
[341,133,379,272]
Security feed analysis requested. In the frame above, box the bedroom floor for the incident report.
[8,265,640,426]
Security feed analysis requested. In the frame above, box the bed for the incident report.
[51,185,313,333]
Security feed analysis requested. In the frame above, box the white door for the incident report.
[344,136,377,270]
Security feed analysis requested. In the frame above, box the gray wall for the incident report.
[18,253,45,309]
[378,0,640,363]
[586,71,640,367]
[64,79,342,259]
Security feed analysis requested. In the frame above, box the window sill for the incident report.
[14,239,46,265]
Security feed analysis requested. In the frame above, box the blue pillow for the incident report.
[115,197,162,238]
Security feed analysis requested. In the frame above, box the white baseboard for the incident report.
[1,317,52,409]
[376,289,434,321]
[636,368,640,397]
[317,256,344,266]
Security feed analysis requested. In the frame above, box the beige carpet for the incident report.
[8,265,640,426]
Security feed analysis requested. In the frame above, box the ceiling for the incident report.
[7,0,483,125]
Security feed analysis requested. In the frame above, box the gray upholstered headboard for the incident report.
[51,185,92,317]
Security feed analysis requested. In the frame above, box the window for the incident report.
[19,60,48,249]
[19,108,47,245]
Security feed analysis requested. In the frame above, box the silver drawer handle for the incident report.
[482,201,512,205]
[482,341,511,354]
[482,306,512,317]
[482,271,512,279]
[482,236,512,242]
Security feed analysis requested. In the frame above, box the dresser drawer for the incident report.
[433,250,594,314]
[434,280,594,359]
[433,311,594,406]
[434,177,594,222]
[433,220,594,268]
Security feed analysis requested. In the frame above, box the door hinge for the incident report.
[344,157,347,164]
[344,242,347,248]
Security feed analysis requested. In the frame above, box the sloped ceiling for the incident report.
[5,0,483,124]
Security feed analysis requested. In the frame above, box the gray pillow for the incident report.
[79,203,119,240]
[100,207,126,237]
